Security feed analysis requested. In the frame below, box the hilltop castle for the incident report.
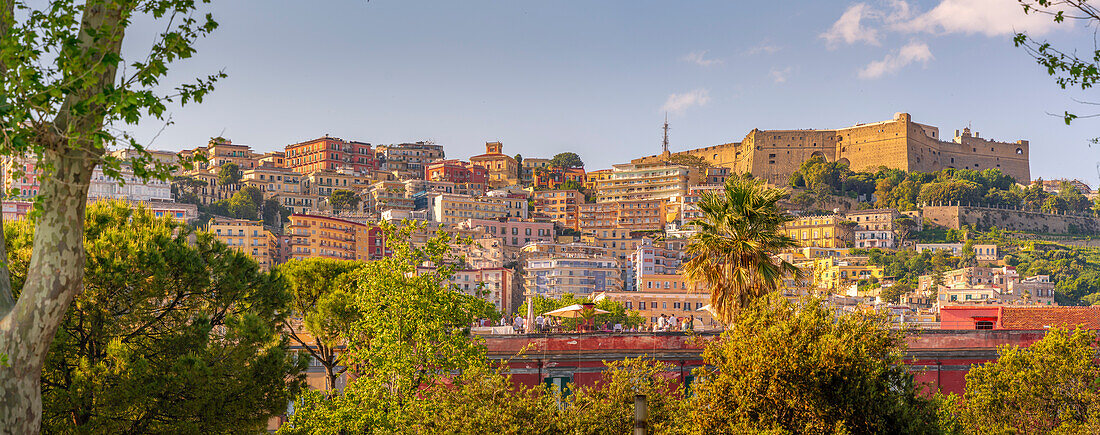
[634,112,1031,185]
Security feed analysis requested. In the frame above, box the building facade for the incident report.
[207,217,272,270]
[285,136,378,175]
[469,142,519,188]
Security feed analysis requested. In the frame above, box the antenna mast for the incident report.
[662,113,670,156]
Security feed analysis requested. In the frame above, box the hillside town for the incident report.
[5,112,1092,333]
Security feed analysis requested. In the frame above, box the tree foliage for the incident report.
[4,201,304,433]
[684,178,800,322]
[281,223,497,433]
[678,296,946,433]
[217,162,242,186]
[958,327,1100,433]
[0,1,224,429]
[279,258,365,391]
[329,189,360,213]
[548,152,584,169]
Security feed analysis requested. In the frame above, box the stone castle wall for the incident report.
[633,113,1031,186]
[922,205,1100,234]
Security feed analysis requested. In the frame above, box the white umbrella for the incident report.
[543,304,610,318]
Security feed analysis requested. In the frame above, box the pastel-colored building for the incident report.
[207,217,272,270]
[286,214,385,261]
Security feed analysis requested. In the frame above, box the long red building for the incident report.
[285,136,379,174]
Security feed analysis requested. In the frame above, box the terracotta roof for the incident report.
[1000,307,1100,330]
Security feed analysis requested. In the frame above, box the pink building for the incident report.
[461,217,555,247]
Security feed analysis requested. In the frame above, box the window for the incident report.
[975,321,994,330]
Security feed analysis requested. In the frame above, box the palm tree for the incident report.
[684,178,801,323]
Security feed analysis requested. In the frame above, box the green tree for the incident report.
[5,201,304,433]
[558,358,684,434]
[262,198,291,228]
[558,179,585,193]
[226,186,261,219]
[894,215,918,248]
[217,162,242,186]
[171,176,206,204]
[959,327,1100,433]
[329,189,360,213]
[548,152,584,169]
[683,178,800,323]
[678,296,944,433]
[0,1,223,429]
[281,223,496,432]
[917,179,983,206]
[879,282,912,304]
[279,258,364,391]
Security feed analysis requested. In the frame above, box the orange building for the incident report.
[470,142,519,188]
[579,199,665,233]
[532,189,582,230]
[285,135,378,175]
[286,214,386,261]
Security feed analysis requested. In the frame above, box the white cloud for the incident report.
[745,40,781,55]
[770,67,793,83]
[661,89,711,114]
[821,3,881,48]
[859,41,933,79]
[893,0,1064,37]
[682,50,723,67]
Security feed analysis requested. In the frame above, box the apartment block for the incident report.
[424,159,489,194]
[286,214,385,261]
[782,215,854,249]
[532,189,582,230]
[460,217,554,247]
[449,267,516,313]
[533,167,585,190]
[525,256,623,297]
[424,192,528,224]
[846,208,899,249]
[285,135,378,175]
[594,161,694,203]
[377,142,445,178]
[207,217,272,270]
[579,199,665,233]
[596,274,718,328]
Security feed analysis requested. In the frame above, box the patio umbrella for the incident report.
[543,304,610,318]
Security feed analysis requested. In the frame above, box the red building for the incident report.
[285,136,379,175]
[481,328,1079,397]
[425,160,489,190]
[534,167,586,190]
[940,306,1100,330]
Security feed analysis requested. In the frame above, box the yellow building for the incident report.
[814,258,884,291]
[782,215,854,249]
[207,217,272,270]
[585,169,612,192]
[286,214,385,262]
[470,141,519,188]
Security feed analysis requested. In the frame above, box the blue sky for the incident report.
[127,0,1096,184]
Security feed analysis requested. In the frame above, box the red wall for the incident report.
[482,330,1052,395]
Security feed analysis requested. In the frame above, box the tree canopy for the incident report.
[679,296,946,433]
[6,201,304,433]
[549,152,584,169]
[329,189,360,213]
[958,326,1100,433]
[217,162,243,186]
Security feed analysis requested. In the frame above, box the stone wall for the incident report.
[922,205,1100,234]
